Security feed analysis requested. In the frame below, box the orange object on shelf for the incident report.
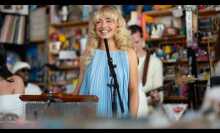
[141,14,154,41]
[153,5,173,10]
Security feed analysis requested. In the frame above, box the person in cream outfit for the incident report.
[128,25,164,118]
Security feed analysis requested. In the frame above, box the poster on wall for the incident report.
[0,5,29,15]
[29,7,48,42]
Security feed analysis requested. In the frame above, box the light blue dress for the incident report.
[80,49,130,118]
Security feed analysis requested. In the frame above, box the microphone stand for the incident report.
[41,64,61,106]
[104,39,124,117]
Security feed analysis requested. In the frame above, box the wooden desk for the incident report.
[19,94,99,121]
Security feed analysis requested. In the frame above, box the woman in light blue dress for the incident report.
[74,6,138,119]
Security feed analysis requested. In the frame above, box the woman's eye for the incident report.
[106,20,113,23]
[96,21,101,24]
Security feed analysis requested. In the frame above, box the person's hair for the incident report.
[0,44,13,80]
[81,5,133,66]
[128,25,143,38]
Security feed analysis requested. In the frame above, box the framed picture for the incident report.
[0,5,29,15]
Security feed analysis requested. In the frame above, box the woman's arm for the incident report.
[11,75,25,94]
[127,48,139,118]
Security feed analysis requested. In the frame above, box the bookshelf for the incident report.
[0,6,30,77]
[47,5,89,93]
[142,6,220,109]
[0,14,27,45]
[51,21,89,28]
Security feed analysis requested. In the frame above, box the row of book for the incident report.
[0,15,26,44]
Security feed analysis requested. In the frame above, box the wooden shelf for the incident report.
[199,8,220,17]
[50,79,74,86]
[144,9,173,17]
[34,82,46,87]
[164,96,189,103]
[162,59,188,64]
[49,65,79,71]
[199,41,216,46]
[51,21,89,28]
[0,42,29,46]
[196,79,208,82]
[163,59,216,64]
[58,65,80,70]
[29,40,46,44]
[146,36,186,44]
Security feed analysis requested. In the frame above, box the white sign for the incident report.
[163,103,188,121]
[59,50,76,60]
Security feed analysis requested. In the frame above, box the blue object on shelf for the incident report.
[143,5,153,11]
[122,5,137,16]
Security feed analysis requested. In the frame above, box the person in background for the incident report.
[201,28,220,112]
[0,45,25,95]
[128,25,164,118]
[73,6,138,119]
[213,29,220,76]
[12,61,42,95]
[0,45,25,118]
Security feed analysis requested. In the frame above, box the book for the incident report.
[5,15,14,43]
[16,16,25,44]
[9,16,18,43]
[0,15,12,42]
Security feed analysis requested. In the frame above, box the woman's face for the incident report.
[95,16,118,40]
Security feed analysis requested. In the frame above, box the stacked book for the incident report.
[0,15,26,44]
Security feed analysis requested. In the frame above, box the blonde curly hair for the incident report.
[81,5,133,66]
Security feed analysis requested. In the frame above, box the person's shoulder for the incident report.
[126,48,137,59]
[9,75,23,83]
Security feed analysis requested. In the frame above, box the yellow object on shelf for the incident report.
[59,34,67,43]
[62,40,69,49]
[144,15,154,23]
[163,45,172,54]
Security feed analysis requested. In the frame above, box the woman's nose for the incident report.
[100,21,107,27]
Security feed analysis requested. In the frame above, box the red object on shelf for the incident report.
[196,55,209,61]
[198,5,206,10]
[49,32,59,41]
[173,106,183,113]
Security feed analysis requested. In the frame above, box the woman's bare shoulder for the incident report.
[126,48,137,60]
[8,75,24,84]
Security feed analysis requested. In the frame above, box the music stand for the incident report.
[19,93,98,121]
